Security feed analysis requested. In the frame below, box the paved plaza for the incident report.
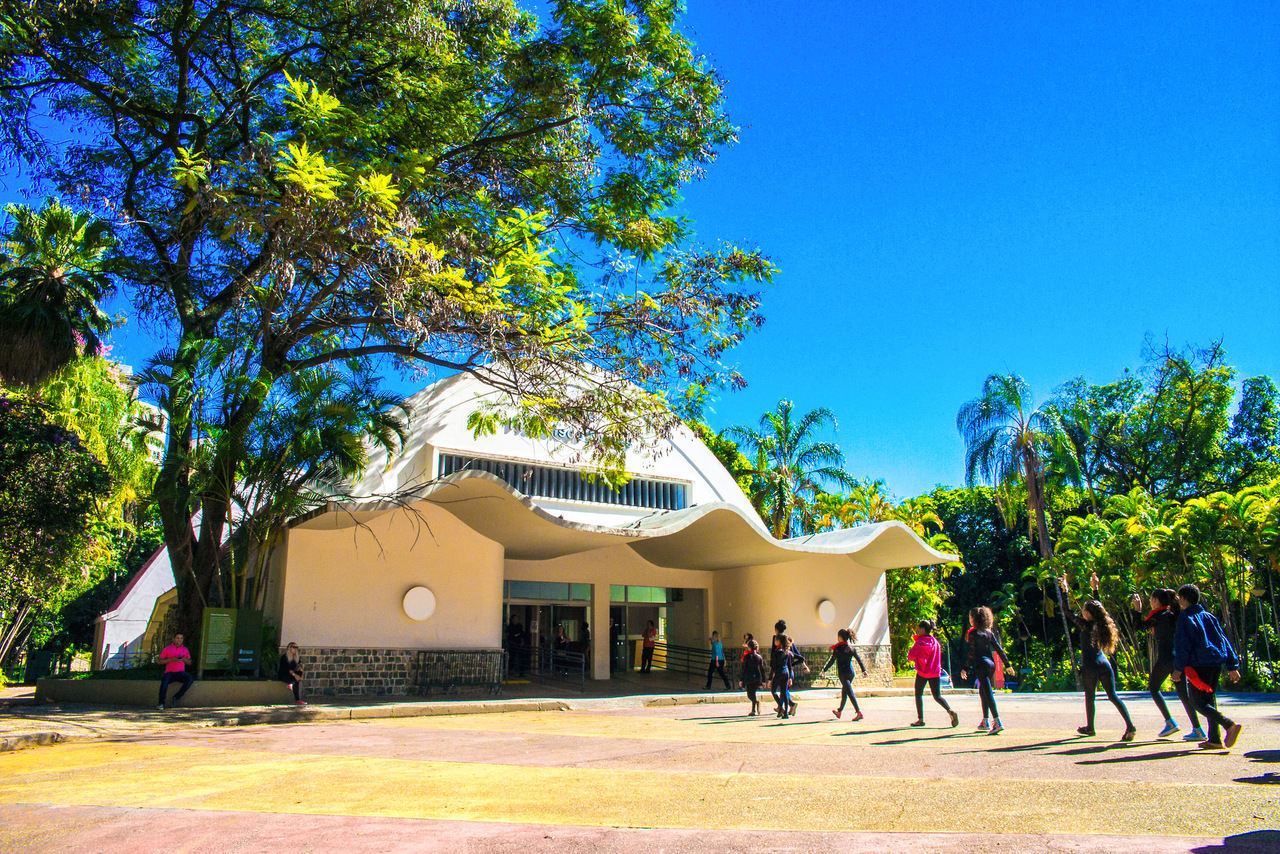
[0,689,1276,852]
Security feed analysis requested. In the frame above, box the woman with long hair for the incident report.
[1131,587,1203,740]
[820,627,868,721]
[1060,576,1135,740]
[959,606,1014,735]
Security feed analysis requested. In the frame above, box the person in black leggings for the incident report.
[1131,588,1202,740]
[739,639,765,715]
[820,628,868,720]
[1060,576,1136,741]
[1172,583,1243,750]
[959,606,1014,735]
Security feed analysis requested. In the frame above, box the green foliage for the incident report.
[0,397,112,660]
[724,401,854,538]
[687,420,754,495]
[1,0,774,641]
[0,200,117,386]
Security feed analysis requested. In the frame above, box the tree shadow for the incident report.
[829,727,902,737]
[687,714,755,722]
[1190,830,1280,853]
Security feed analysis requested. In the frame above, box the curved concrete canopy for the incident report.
[292,471,957,571]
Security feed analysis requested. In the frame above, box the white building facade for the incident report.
[98,373,953,693]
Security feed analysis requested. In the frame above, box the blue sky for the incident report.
[4,2,1278,498]
[672,1,1280,496]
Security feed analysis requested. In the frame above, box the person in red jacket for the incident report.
[907,620,959,728]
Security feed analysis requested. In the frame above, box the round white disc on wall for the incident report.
[403,586,436,621]
[816,599,836,625]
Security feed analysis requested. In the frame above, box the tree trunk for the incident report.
[1026,449,1080,688]
[0,600,33,666]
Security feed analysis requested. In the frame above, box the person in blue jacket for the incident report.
[705,631,731,691]
[1172,583,1243,750]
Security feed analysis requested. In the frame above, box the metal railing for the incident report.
[646,641,740,685]
[507,644,587,691]
[414,650,507,696]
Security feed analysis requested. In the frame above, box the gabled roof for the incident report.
[292,470,956,571]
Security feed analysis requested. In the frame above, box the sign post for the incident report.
[199,607,237,678]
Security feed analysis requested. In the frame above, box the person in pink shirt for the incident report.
[907,620,959,728]
[157,632,194,710]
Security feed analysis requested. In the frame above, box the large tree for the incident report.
[1,0,772,643]
[725,400,853,538]
[957,373,1078,682]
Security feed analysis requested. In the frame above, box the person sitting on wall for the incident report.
[157,632,194,710]
[277,642,307,705]
[641,620,657,672]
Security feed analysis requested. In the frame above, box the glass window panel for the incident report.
[570,583,590,601]
[610,584,625,602]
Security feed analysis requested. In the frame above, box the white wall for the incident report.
[280,502,504,649]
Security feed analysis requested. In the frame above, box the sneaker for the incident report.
[1122,727,1137,742]
[1077,726,1095,736]
[988,721,1003,735]
[949,710,960,728]
[831,709,842,719]
[852,711,863,722]
[157,704,165,710]
[789,702,798,716]
[910,720,926,727]
[1223,723,1243,749]
[1157,721,1180,738]
[1184,726,1206,742]
[296,700,307,706]
[976,719,989,730]
[1199,740,1225,750]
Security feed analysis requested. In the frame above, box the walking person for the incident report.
[907,620,959,728]
[277,642,307,705]
[1131,588,1203,741]
[156,632,194,710]
[959,607,1013,735]
[740,639,765,715]
[640,620,657,673]
[1172,583,1243,750]
[705,630,732,691]
[770,619,807,716]
[1059,575,1136,741]
[770,633,801,719]
[820,628,868,720]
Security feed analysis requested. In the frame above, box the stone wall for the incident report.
[783,644,894,689]
[296,647,505,697]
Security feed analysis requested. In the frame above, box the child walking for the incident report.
[770,633,802,719]
[740,639,765,715]
[907,620,959,728]
[1131,587,1203,741]
[820,628,868,720]
[1059,575,1136,741]
[959,606,1014,735]
[1172,583,1243,750]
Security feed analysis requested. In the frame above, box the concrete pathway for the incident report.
[0,690,1276,852]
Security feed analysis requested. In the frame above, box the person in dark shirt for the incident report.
[1131,587,1202,741]
[277,642,306,705]
[959,606,1014,735]
[739,639,765,716]
[820,628,868,721]
[1059,575,1136,741]
[1172,583,1243,750]
[770,633,803,719]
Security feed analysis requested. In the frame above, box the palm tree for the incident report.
[725,400,855,538]
[957,373,1078,683]
[0,200,116,387]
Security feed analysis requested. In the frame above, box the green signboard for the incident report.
[233,609,263,676]
[199,607,237,676]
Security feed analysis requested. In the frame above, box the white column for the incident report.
[592,583,610,680]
